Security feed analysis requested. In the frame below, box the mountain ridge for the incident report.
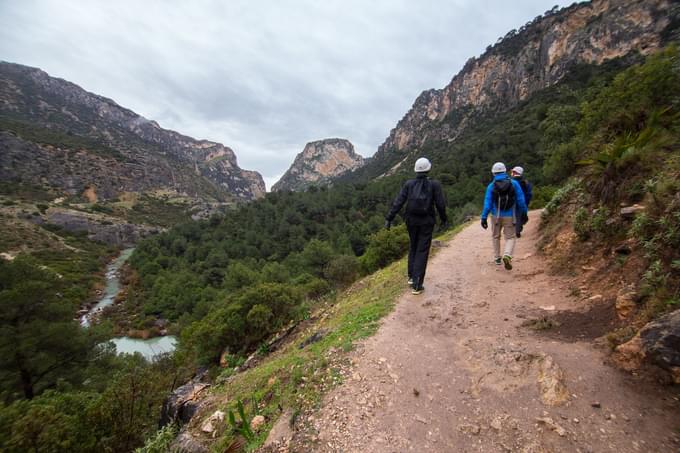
[351,0,677,180]
[0,61,265,202]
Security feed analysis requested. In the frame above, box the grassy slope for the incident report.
[0,197,118,312]
[180,226,463,452]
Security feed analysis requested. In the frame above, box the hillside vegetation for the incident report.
[539,46,680,340]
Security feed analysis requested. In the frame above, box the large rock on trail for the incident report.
[639,309,680,382]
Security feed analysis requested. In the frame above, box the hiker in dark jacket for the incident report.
[385,157,448,295]
[480,162,527,270]
[511,166,532,238]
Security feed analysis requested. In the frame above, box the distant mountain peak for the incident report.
[272,138,364,192]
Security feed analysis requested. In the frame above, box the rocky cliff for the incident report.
[272,138,364,192]
[0,62,265,202]
[363,0,678,177]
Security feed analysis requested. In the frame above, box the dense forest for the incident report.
[1,45,678,451]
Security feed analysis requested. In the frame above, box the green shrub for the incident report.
[223,262,261,290]
[529,185,557,209]
[135,425,178,453]
[590,206,610,234]
[629,212,654,241]
[359,225,409,274]
[542,179,579,220]
[324,255,359,286]
[246,304,273,333]
[292,273,330,299]
[573,207,591,241]
[543,141,581,183]
[301,239,334,277]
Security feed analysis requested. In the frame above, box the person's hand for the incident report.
[384,220,391,230]
[481,218,488,229]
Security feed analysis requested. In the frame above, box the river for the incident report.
[81,247,177,360]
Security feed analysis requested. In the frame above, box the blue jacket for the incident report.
[481,174,528,219]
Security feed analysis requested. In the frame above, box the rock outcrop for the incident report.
[639,309,680,382]
[32,208,161,247]
[361,0,678,178]
[272,138,364,192]
[0,62,265,201]
[615,309,680,383]
[160,374,211,427]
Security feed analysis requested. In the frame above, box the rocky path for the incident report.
[301,212,680,452]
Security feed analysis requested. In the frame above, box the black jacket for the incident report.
[386,174,448,226]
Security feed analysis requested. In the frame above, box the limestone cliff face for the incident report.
[272,138,364,192]
[375,0,677,168]
[0,62,265,201]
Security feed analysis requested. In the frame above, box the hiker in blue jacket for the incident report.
[385,157,448,295]
[511,166,532,238]
[480,162,527,270]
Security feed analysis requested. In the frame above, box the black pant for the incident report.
[407,222,434,288]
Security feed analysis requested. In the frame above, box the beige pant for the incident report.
[492,216,516,259]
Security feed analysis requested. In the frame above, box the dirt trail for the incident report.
[302,212,680,452]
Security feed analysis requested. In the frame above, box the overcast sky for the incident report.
[0,0,569,189]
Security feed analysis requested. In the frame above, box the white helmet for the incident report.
[511,166,524,176]
[491,162,506,174]
[414,157,432,173]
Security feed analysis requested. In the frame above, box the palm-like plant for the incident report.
[577,107,676,202]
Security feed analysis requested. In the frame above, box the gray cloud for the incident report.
[0,0,569,189]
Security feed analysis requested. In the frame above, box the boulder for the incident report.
[620,204,645,219]
[200,410,225,437]
[639,309,680,383]
[263,410,294,450]
[298,329,329,349]
[171,432,208,453]
[614,334,645,371]
[250,414,266,431]
[159,372,210,427]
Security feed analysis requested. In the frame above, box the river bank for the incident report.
[80,247,177,359]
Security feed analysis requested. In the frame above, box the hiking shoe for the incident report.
[502,255,513,270]
[411,286,424,295]
[494,257,502,266]
[408,278,414,285]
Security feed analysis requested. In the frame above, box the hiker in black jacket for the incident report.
[511,166,532,238]
[385,157,448,295]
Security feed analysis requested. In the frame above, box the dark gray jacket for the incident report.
[386,175,447,226]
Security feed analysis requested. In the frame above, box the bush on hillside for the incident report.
[359,225,409,275]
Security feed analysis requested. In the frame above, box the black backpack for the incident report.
[492,179,515,211]
[518,179,529,198]
[406,179,433,217]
